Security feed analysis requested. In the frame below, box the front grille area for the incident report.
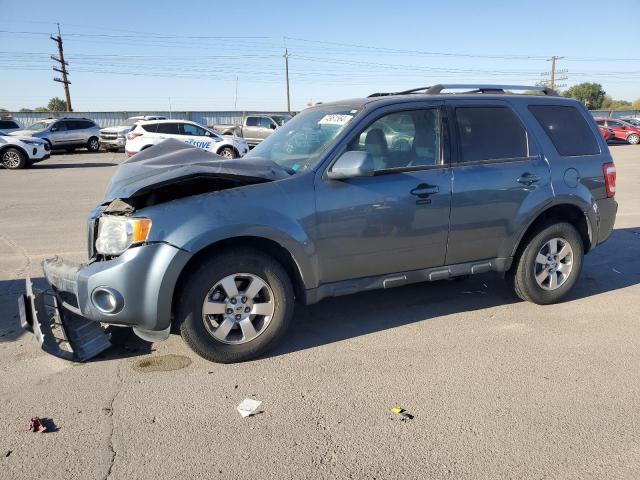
[100,132,118,141]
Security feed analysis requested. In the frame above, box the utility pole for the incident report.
[542,56,568,91]
[50,23,72,112]
[283,48,291,113]
[234,75,238,110]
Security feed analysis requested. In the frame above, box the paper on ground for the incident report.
[237,398,262,418]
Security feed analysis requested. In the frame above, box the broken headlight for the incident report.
[95,216,152,256]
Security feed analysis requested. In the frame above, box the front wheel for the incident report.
[627,133,640,145]
[177,249,295,363]
[87,137,100,152]
[507,222,584,304]
[218,146,236,159]
[1,147,27,169]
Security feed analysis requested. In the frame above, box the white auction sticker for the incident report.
[318,114,353,126]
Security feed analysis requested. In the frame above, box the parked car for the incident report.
[620,117,640,128]
[0,119,23,134]
[10,118,102,152]
[125,119,249,158]
[100,115,167,152]
[0,130,50,169]
[594,117,640,144]
[20,84,617,364]
[212,114,292,147]
[598,125,614,142]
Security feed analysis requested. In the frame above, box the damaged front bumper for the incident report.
[19,243,191,361]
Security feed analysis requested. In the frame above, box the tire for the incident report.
[627,134,640,145]
[87,137,100,152]
[1,147,27,170]
[177,248,295,363]
[507,222,584,305]
[218,146,236,159]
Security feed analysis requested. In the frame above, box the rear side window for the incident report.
[529,105,599,156]
[455,107,528,163]
[141,123,158,133]
[156,123,180,134]
[0,120,18,129]
[245,117,259,127]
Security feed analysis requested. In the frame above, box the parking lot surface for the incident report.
[1,147,639,479]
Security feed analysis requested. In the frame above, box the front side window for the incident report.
[345,109,441,171]
[529,105,599,156]
[245,105,359,174]
[0,120,18,129]
[455,106,528,163]
[180,123,206,136]
[53,121,68,131]
[259,117,275,129]
[607,120,622,128]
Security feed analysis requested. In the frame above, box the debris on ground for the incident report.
[5,450,12,458]
[390,406,414,422]
[237,398,263,418]
[17,417,47,433]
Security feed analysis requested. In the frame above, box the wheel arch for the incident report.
[171,235,307,324]
[0,144,29,160]
[216,145,238,157]
[511,203,592,259]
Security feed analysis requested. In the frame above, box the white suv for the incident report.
[0,130,51,169]
[125,120,249,159]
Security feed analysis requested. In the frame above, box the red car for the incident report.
[594,117,640,145]
[598,125,614,142]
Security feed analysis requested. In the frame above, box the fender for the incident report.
[508,195,596,258]
[0,144,29,160]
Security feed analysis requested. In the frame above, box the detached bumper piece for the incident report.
[19,277,111,361]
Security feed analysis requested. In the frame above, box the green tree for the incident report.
[18,108,32,112]
[601,95,632,111]
[633,98,640,109]
[0,108,7,112]
[46,97,67,112]
[34,107,49,112]
[563,83,606,110]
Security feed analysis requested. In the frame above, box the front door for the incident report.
[445,100,551,264]
[314,105,452,283]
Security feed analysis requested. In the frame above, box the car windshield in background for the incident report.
[271,115,292,126]
[245,106,358,174]
[0,130,6,135]
[27,122,50,131]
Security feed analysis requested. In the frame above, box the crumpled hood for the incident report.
[102,139,289,202]
[10,129,39,137]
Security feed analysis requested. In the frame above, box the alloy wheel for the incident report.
[2,150,22,168]
[201,273,275,344]
[534,237,574,291]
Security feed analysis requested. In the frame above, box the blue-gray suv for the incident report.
[20,85,618,363]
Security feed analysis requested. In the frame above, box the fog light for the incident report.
[91,287,124,314]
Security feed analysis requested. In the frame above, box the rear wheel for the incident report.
[1,147,27,169]
[218,146,236,159]
[87,137,100,152]
[627,133,640,145]
[507,222,583,304]
[177,249,295,363]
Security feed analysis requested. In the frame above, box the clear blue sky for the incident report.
[2,0,639,111]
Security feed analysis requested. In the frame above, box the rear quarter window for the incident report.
[528,105,600,156]
[141,123,159,133]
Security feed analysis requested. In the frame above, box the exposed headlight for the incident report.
[20,139,44,145]
[95,216,152,256]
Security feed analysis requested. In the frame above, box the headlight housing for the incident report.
[95,216,152,256]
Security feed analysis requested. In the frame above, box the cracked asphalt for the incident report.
[1,146,639,479]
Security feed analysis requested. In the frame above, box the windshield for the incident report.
[271,115,292,127]
[26,121,51,131]
[123,118,142,126]
[246,106,359,174]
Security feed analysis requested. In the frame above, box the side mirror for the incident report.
[50,127,58,132]
[327,150,375,180]
[270,123,277,130]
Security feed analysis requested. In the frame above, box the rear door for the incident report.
[445,99,551,264]
[243,116,261,144]
[155,122,181,142]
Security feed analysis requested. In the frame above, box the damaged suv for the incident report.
[20,84,617,363]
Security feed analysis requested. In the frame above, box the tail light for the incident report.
[603,162,616,198]
[127,132,142,140]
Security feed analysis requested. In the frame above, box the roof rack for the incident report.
[368,84,558,98]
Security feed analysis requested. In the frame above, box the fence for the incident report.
[1,111,293,128]
[590,110,639,119]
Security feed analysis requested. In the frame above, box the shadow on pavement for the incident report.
[1,228,638,361]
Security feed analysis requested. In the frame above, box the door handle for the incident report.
[517,173,541,186]
[410,183,439,198]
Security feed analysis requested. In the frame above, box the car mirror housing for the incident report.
[327,150,375,180]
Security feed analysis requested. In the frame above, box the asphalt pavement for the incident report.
[0,146,639,479]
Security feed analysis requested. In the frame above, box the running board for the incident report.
[19,277,112,361]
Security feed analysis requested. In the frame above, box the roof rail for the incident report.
[369,84,558,97]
